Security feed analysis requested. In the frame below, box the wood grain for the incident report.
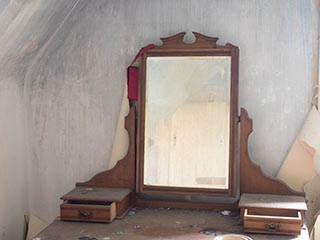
[36,208,309,240]
[157,32,218,49]
[137,32,239,199]
[60,202,116,223]
[240,108,304,196]
[239,194,307,210]
[61,187,131,202]
[244,209,302,235]
[135,197,238,210]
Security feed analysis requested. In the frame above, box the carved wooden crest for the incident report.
[154,32,235,49]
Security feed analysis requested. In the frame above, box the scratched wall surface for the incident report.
[0,0,314,239]
[0,0,84,239]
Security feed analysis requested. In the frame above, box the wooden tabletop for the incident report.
[239,194,307,211]
[60,187,131,202]
[36,207,309,240]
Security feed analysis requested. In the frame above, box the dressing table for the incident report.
[36,208,309,240]
[36,33,308,239]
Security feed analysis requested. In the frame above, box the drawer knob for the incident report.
[78,210,92,218]
[264,222,280,232]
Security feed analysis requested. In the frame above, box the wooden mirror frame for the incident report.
[136,32,239,198]
[74,32,301,214]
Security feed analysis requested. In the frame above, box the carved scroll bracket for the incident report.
[240,108,304,196]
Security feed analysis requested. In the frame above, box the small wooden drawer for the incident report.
[60,187,132,223]
[61,200,116,223]
[243,208,302,235]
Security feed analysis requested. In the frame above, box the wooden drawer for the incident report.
[60,187,132,223]
[243,208,302,235]
[60,200,116,223]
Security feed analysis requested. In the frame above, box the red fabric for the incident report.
[127,44,155,101]
[127,66,139,101]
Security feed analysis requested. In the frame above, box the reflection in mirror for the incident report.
[144,56,231,189]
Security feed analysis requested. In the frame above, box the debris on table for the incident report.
[134,224,141,229]
[220,210,231,216]
[36,208,275,239]
[127,210,136,216]
[199,228,218,235]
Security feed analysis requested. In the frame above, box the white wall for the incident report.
[0,80,27,240]
[0,0,315,239]
[0,0,85,239]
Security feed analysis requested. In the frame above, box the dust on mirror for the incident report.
[144,56,231,189]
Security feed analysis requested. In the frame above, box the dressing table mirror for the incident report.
[59,33,306,237]
[136,32,239,198]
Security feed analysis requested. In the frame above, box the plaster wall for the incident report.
[0,0,83,239]
[0,0,315,239]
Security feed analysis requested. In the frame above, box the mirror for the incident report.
[144,56,231,189]
[137,32,239,198]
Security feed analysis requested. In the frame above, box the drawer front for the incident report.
[60,202,116,223]
[243,209,302,235]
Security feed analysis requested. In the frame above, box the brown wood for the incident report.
[60,187,132,219]
[158,32,218,49]
[36,208,309,240]
[240,207,305,222]
[137,32,239,200]
[116,193,131,218]
[76,106,136,189]
[243,209,302,235]
[61,187,132,202]
[239,108,304,196]
[239,193,307,224]
[135,197,238,210]
[238,194,307,211]
[60,202,116,223]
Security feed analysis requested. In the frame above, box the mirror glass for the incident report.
[144,56,231,189]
